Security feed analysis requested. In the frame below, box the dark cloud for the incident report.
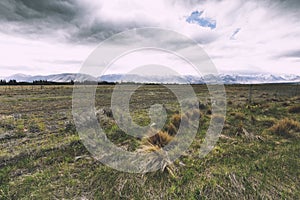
[254,0,300,17]
[0,0,150,44]
[279,50,300,58]
[0,0,80,40]
[275,0,300,10]
[0,0,79,27]
[0,0,299,46]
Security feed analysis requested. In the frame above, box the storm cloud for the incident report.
[0,0,299,75]
[0,0,153,44]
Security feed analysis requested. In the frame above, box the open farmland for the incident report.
[0,84,299,199]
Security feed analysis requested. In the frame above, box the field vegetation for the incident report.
[0,84,299,199]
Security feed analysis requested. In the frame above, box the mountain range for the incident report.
[1,73,300,84]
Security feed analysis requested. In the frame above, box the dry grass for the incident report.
[181,114,189,126]
[187,109,201,121]
[166,123,177,136]
[140,130,176,177]
[232,112,245,120]
[288,105,300,114]
[170,114,181,129]
[211,114,225,124]
[1,84,300,199]
[144,130,174,148]
[269,118,300,137]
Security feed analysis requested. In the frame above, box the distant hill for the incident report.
[4,73,96,83]
[2,73,300,84]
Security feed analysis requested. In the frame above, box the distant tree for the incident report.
[0,80,6,85]
[8,79,17,85]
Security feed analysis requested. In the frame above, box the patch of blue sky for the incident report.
[186,11,216,30]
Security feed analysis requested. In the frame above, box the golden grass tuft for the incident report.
[170,114,181,129]
[139,130,176,177]
[166,123,177,136]
[145,130,174,148]
[269,118,300,137]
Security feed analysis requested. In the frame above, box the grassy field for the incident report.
[0,84,299,199]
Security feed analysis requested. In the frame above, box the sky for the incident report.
[0,0,300,76]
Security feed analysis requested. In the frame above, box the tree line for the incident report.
[0,79,116,85]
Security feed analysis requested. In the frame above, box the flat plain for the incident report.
[0,84,299,199]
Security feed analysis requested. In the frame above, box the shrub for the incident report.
[269,118,300,137]
[288,105,300,114]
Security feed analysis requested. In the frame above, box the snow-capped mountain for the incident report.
[99,74,188,84]
[5,73,32,82]
[3,73,95,83]
[1,73,300,84]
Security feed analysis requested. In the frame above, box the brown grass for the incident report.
[166,123,177,136]
[211,114,225,124]
[170,114,181,129]
[181,114,189,126]
[288,105,300,114]
[233,112,245,120]
[187,109,201,121]
[269,118,300,137]
[145,130,174,148]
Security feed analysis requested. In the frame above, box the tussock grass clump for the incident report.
[186,109,201,121]
[181,114,189,126]
[233,112,245,120]
[211,114,225,124]
[166,123,177,136]
[288,105,300,114]
[140,130,176,177]
[145,130,173,148]
[170,114,181,129]
[269,118,300,137]
[165,113,192,136]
